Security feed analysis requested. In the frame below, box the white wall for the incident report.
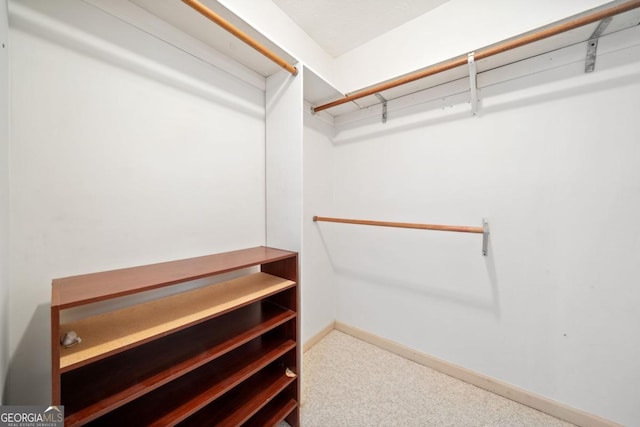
[264,65,318,348]
[266,64,338,346]
[302,98,336,342]
[321,27,640,426]
[6,0,265,404]
[0,0,9,405]
[265,67,303,253]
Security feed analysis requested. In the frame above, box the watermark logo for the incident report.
[0,406,64,427]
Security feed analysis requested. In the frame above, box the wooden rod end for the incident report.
[312,216,318,222]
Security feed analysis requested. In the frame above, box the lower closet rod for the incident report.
[313,216,483,233]
[313,216,490,255]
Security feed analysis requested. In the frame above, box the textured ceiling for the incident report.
[272,0,450,57]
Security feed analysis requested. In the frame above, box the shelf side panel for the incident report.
[261,253,298,282]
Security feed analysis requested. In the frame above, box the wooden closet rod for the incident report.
[315,216,490,255]
[312,0,640,113]
[182,0,298,75]
[313,216,484,234]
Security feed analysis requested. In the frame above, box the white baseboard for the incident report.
[334,322,622,427]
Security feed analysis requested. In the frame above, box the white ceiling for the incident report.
[272,0,451,57]
[126,0,449,76]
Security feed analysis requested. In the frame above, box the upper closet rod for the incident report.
[312,0,640,113]
[182,0,298,75]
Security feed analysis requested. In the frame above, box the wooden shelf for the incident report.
[86,337,295,426]
[178,365,297,427]
[63,302,295,425]
[51,247,300,426]
[52,246,295,309]
[245,395,298,426]
[59,272,294,370]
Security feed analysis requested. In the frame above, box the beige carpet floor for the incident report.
[294,330,575,427]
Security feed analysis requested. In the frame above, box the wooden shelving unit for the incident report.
[51,246,299,427]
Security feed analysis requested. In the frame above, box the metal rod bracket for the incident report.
[313,0,640,113]
[585,17,612,73]
[468,52,478,115]
[482,218,490,256]
[375,93,388,124]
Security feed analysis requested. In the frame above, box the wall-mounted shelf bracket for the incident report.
[482,218,490,256]
[375,93,388,123]
[467,52,478,115]
[585,17,612,73]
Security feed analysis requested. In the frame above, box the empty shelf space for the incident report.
[59,272,295,370]
[62,302,295,425]
[178,365,297,427]
[244,395,298,427]
[52,246,296,309]
[86,336,296,427]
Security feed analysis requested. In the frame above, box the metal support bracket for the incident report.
[375,93,388,123]
[585,17,612,73]
[468,52,478,115]
[482,218,490,256]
